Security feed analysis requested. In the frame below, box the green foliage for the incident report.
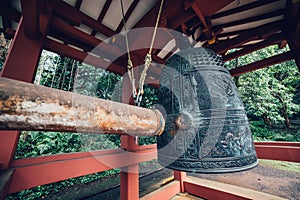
[250,121,300,142]
[0,33,11,72]
[15,131,82,159]
[226,45,300,128]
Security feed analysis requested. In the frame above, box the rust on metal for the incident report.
[0,77,165,136]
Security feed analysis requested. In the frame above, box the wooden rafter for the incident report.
[230,51,294,77]
[211,0,279,19]
[168,8,195,29]
[116,0,140,33]
[50,17,122,59]
[185,0,234,17]
[74,0,83,10]
[209,20,284,54]
[223,33,284,62]
[219,9,285,29]
[91,0,113,36]
[44,38,127,75]
[50,0,116,37]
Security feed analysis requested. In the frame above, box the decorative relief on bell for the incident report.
[157,47,258,173]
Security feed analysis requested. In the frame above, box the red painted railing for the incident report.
[5,141,299,196]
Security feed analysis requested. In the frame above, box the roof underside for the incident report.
[0,0,299,80]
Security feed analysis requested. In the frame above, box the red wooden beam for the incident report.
[211,0,279,19]
[50,0,116,37]
[209,20,284,54]
[120,77,141,200]
[190,2,208,28]
[0,14,50,199]
[116,0,140,33]
[44,39,127,75]
[168,8,195,29]
[184,177,285,200]
[220,9,285,29]
[230,51,294,77]
[20,0,40,39]
[1,15,50,82]
[185,0,234,17]
[120,164,139,200]
[173,170,186,192]
[0,131,20,170]
[74,0,83,10]
[8,147,157,194]
[91,0,113,36]
[140,181,181,200]
[50,16,122,59]
[223,33,284,61]
[255,142,300,162]
[184,181,248,200]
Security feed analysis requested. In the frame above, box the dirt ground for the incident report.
[189,159,300,200]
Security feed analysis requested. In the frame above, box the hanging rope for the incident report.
[120,0,164,106]
[120,0,137,100]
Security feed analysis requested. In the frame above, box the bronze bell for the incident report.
[157,47,258,173]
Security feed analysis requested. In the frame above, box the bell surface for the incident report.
[157,47,258,173]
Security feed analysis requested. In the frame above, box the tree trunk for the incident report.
[262,113,272,126]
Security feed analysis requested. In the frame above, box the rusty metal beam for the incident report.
[230,51,294,77]
[0,77,164,136]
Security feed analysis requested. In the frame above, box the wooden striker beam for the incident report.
[0,77,165,136]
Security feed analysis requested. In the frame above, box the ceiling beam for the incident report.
[185,0,234,17]
[209,20,284,54]
[74,0,83,10]
[223,33,284,61]
[168,8,195,29]
[50,17,122,59]
[220,9,285,29]
[286,1,300,71]
[91,0,112,36]
[230,51,294,77]
[116,0,140,33]
[211,0,279,19]
[44,38,127,75]
[20,0,40,38]
[49,0,116,37]
[190,2,208,28]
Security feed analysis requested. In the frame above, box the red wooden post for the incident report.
[0,16,43,169]
[120,74,140,200]
[173,170,186,192]
[0,13,49,198]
